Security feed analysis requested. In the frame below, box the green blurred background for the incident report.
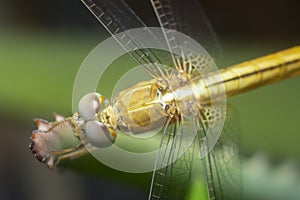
[1,0,300,199]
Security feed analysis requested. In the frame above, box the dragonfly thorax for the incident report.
[110,71,201,135]
[111,80,171,135]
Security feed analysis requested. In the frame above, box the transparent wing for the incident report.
[82,0,173,79]
[151,0,221,60]
[211,106,241,199]
[148,105,240,200]
[198,105,242,199]
[149,116,196,200]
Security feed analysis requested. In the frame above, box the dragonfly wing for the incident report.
[82,0,173,78]
[198,106,242,199]
[150,0,221,65]
[149,116,197,200]
[211,106,242,199]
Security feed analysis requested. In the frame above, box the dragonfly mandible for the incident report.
[29,0,300,199]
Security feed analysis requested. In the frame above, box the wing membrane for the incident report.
[149,116,196,200]
[82,0,172,78]
[150,0,221,78]
[198,106,242,199]
[211,107,242,199]
[151,0,221,60]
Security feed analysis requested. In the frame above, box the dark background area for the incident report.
[1,0,300,38]
[0,0,300,200]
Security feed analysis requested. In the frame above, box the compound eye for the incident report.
[78,93,102,121]
[85,121,115,148]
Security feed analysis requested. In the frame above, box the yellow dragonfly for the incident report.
[29,0,300,199]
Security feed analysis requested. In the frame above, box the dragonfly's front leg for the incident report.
[50,143,90,168]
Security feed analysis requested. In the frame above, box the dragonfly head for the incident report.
[78,92,116,148]
[29,92,116,168]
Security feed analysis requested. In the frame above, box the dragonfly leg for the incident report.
[53,146,89,167]
[47,143,88,168]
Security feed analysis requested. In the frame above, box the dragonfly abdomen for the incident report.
[220,46,300,96]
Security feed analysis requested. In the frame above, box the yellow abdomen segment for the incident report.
[220,46,300,97]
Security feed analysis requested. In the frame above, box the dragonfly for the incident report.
[29,0,300,199]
